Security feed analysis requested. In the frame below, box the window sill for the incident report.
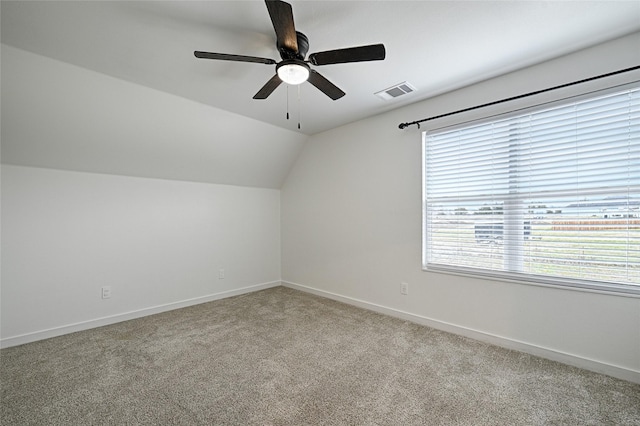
[422,264,640,298]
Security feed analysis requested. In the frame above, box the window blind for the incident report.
[423,84,640,294]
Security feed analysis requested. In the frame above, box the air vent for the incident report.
[375,81,417,100]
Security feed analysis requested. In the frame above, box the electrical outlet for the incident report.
[400,282,408,295]
[101,286,111,299]
[218,269,225,279]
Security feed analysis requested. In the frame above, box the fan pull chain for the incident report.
[286,85,290,120]
[297,85,301,130]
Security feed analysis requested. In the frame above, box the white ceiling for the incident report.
[2,0,640,136]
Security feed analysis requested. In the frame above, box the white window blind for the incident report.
[423,84,640,294]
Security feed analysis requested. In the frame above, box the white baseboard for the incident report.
[0,281,280,349]
[5,279,638,384]
[282,280,640,384]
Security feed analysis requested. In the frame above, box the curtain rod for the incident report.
[397,65,640,130]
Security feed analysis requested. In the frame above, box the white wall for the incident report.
[0,43,304,348]
[1,165,281,346]
[281,32,640,383]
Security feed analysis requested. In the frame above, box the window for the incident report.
[423,84,639,295]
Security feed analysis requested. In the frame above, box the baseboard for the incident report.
[282,281,640,384]
[0,281,281,349]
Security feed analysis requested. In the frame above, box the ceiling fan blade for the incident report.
[253,74,283,99]
[309,44,386,66]
[265,0,298,53]
[194,51,276,65]
[307,70,345,101]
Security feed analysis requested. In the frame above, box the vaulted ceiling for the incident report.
[3,1,639,135]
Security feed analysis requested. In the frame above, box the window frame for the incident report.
[421,82,640,297]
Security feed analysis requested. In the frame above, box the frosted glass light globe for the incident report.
[277,63,310,85]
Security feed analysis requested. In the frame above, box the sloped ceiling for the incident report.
[1,45,308,188]
[3,1,639,135]
[1,1,639,187]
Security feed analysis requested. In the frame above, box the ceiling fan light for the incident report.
[277,62,310,85]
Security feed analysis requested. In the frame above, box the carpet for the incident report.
[2,286,639,425]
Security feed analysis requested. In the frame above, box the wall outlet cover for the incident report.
[400,282,409,295]
[101,286,111,299]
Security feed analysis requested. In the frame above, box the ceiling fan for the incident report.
[194,0,386,101]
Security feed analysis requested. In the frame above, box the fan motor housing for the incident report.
[279,31,309,60]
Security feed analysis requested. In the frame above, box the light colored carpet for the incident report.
[1,286,639,425]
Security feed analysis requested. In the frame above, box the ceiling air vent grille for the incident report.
[375,81,417,100]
